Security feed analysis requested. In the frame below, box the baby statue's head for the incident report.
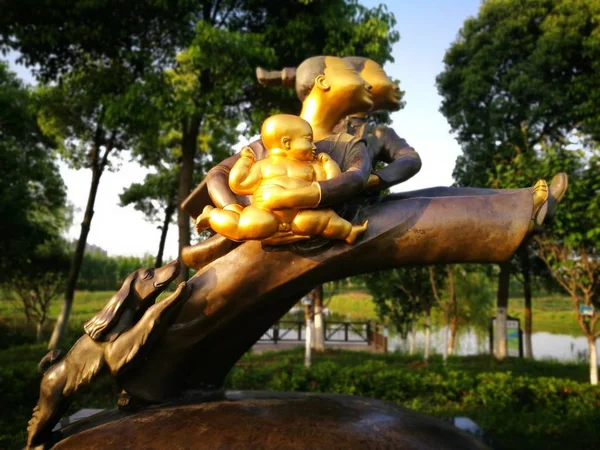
[261,114,316,162]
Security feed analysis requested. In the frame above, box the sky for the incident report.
[6,0,482,257]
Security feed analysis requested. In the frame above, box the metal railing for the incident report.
[259,320,371,345]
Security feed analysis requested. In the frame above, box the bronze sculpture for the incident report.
[26,261,188,447]
[25,55,568,449]
[117,56,550,400]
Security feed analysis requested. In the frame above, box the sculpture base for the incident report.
[53,391,489,449]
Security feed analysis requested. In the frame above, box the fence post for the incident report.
[274,322,279,344]
[344,323,349,342]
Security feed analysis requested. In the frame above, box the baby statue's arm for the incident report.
[229,147,263,195]
[315,153,342,181]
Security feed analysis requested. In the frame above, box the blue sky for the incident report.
[6,0,482,257]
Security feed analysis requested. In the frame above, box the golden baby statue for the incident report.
[196,114,368,244]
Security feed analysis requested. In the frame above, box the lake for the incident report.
[389,327,600,362]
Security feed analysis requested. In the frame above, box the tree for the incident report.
[76,251,155,291]
[310,285,325,352]
[429,265,495,359]
[364,267,437,360]
[120,167,179,268]
[437,0,600,182]
[5,239,70,342]
[0,0,196,82]
[510,243,555,357]
[37,62,160,349]
[429,266,454,359]
[0,63,70,343]
[4,0,399,339]
[535,142,600,384]
[1,0,205,350]
[437,0,600,359]
[0,62,67,279]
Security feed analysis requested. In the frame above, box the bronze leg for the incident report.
[27,341,105,448]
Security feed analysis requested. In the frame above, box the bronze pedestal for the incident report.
[54,391,489,450]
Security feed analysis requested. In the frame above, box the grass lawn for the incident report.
[323,290,582,336]
[0,289,583,339]
[0,290,176,340]
[326,290,378,320]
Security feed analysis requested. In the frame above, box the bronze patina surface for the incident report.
[339,56,422,192]
[26,261,189,448]
[53,392,489,450]
[121,188,538,400]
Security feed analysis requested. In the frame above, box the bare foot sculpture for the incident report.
[26,260,189,448]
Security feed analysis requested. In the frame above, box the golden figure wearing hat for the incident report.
[196,114,368,244]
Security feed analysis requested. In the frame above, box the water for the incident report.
[388,327,599,363]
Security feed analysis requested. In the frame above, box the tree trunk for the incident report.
[495,261,510,360]
[177,117,201,283]
[409,327,416,355]
[36,321,43,343]
[589,337,598,385]
[424,308,431,361]
[304,304,312,368]
[442,310,449,363]
[312,285,325,352]
[448,315,458,356]
[446,266,456,358]
[156,201,176,268]
[49,164,103,350]
[521,248,533,359]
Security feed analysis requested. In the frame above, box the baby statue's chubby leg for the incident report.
[196,204,245,230]
[206,205,279,241]
[292,209,368,244]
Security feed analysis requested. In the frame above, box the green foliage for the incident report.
[0,62,68,281]
[363,267,436,337]
[120,167,179,224]
[452,266,496,331]
[0,341,116,450]
[1,343,598,449]
[534,144,600,346]
[438,0,600,188]
[75,250,155,292]
[143,0,400,139]
[36,61,160,171]
[0,0,197,82]
[437,0,600,370]
[2,238,70,341]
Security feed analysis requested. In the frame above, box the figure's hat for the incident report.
[256,67,296,88]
